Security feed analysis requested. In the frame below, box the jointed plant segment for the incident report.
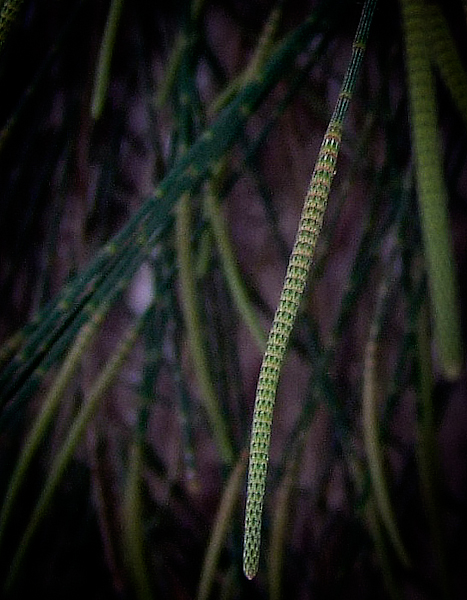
[91,0,125,120]
[399,0,463,380]
[243,0,378,580]
[243,122,341,580]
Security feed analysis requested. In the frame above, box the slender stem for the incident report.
[196,450,248,600]
[399,0,463,380]
[415,301,450,599]
[362,279,410,569]
[175,192,234,465]
[243,0,378,579]
[91,0,125,119]
[4,310,143,593]
[122,439,153,600]
[0,304,109,551]
[204,172,266,352]
[426,1,467,128]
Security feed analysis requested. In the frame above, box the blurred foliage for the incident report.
[0,0,466,598]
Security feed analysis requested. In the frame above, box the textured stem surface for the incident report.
[400,0,463,379]
[243,123,341,579]
[243,0,378,579]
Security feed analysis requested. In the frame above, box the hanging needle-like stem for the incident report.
[243,0,378,580]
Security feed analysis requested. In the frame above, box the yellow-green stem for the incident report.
[91,0,125,119]
[0,306,108,551]
[196,450,248,600]
[415,301,450,599]
[4,310,142,592]
[122,439,153,600]
[243,0,377,579]
[175,192,234,465]
[426,1,467,127]
[204,176,266,352]
[400,0,463,380]
[362,282,410,569]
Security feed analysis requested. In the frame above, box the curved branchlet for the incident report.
[399,0,463,380]
[362,278,411,569]
[425,1,467,127]
[91,0,125,120]
[243,0,378,580]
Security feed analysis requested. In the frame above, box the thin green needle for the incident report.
[243,0,378,580]
[399,0,463,380]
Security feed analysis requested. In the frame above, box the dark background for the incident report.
[0,0,467,598]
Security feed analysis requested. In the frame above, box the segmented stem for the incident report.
[400,0,463,379]
[243,0,377,579]
[243,122,341,581]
